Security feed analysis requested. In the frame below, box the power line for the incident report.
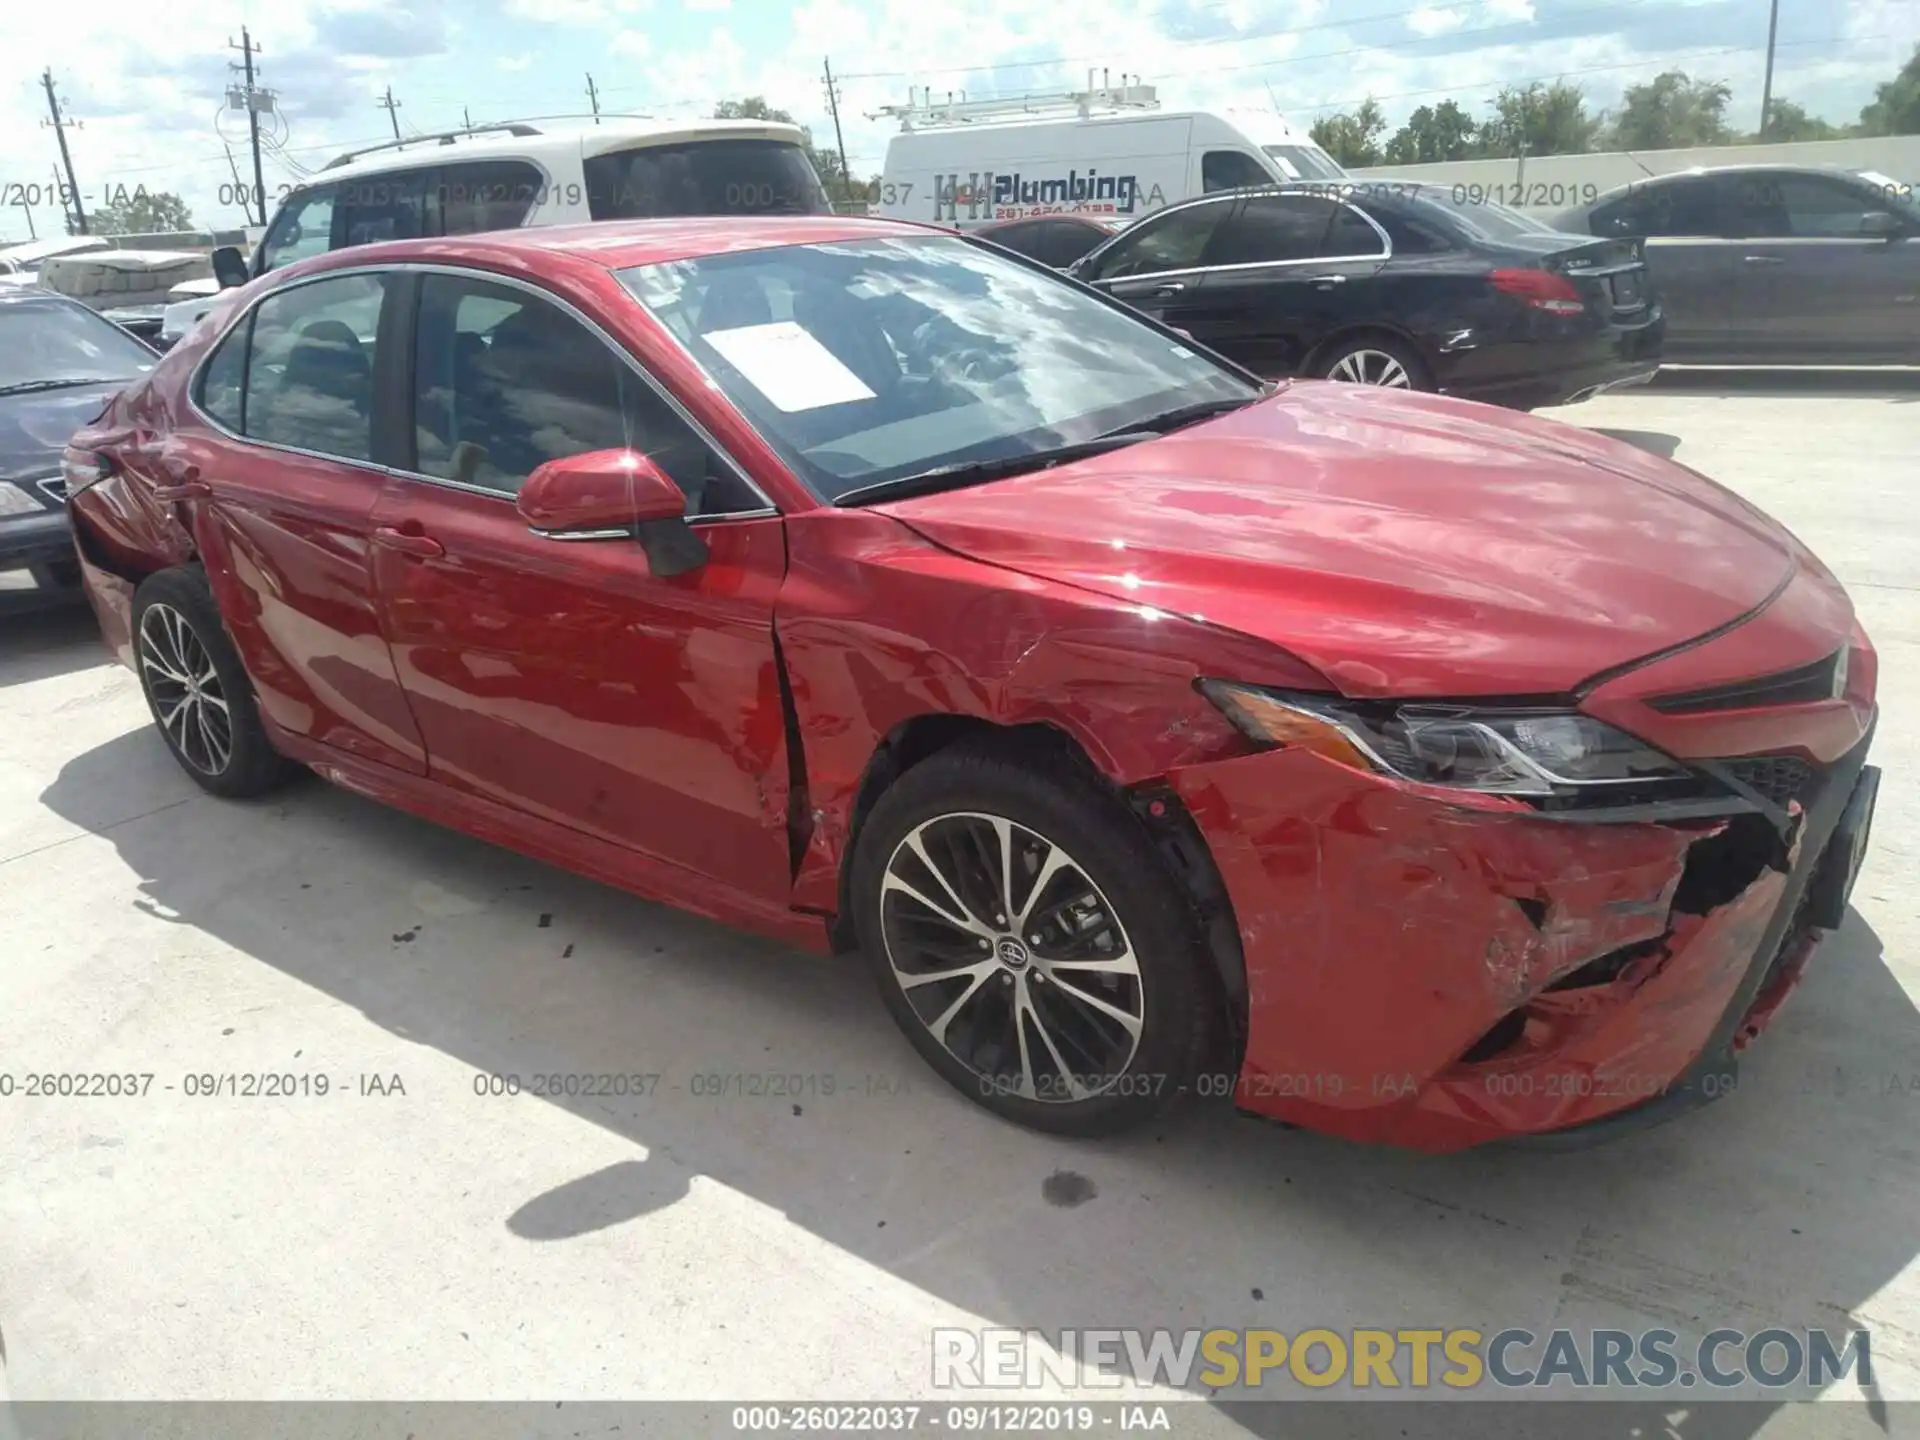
[40,68,86,235]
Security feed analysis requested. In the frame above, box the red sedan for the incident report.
[62,216,1880,1150]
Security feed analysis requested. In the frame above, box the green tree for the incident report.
[1855,43,1920,136]
[714,95,857,203]
[1310,98,1388,168]
[1479,82,1599,157]
[89,188,194,235]
[1384,100,1481,164]
[1605,71,1734,150]
[1752,97,1840,143]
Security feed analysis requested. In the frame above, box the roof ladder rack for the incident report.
[871,74,1159,131]
[322,122,544,171]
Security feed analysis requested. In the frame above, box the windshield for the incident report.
[1855,170,1919,217]
[618,236,1257,502]
[586,141,831,220]
[1263,144,1346,182]
[0,298,156,391]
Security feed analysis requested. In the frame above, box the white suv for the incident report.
[160,117,829,345]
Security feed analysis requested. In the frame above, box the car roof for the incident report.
[287,214,954,281]
[309,117,810,189]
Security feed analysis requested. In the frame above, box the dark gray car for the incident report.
[1550,165,1920,364]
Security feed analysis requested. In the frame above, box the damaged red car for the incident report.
[63,216,1880,1150]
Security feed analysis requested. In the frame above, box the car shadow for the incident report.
[1587,427,1681,459]
[0,599,104,689]
[35,729,1920,1436]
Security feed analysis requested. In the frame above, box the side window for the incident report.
[1326,204,1387,257]
[1089,201,1234,279]
[437,160,545,234]
[197,314,251,431]
[1201,150,1272,193]
[242,275,387,462]
[1203,194,1337,267]
[258,186,339,273]
[1594,180,1723,238]
[1371,207,1452,255]
[336,172,429,249]
[1738,175,1886,237]
[410,273,759,516]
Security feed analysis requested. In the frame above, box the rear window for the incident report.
[1400,187,1559,241]
[584,140,830,220]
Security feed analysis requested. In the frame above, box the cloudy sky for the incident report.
[1,0,1913,240]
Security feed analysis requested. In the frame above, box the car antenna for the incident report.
[1621,148,1656,179]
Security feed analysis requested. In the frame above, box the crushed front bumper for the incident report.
[1168,723,1877,1153]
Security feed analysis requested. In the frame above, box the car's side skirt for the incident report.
[261,717,835,956]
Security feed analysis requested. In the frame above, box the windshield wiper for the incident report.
[833,433,1154,507]
[0,377,129,397]
[1100,394,1261,439]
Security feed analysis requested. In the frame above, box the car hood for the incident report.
[0,381,125,484]
[874,383,1798,698]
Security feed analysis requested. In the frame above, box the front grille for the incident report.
[1721,754,1815,808]
[1648,652,1844,715]
[35,475,68,506]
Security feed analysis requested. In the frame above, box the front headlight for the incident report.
[1198,682,1690,798]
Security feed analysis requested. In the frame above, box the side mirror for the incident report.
[211,246,250,288]
[1860,210,1902,238]
[517,449,708,576]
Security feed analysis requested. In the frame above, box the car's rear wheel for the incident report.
[1315,334,1430,391]
[850,740,1217,1136]
[132,567,299,799]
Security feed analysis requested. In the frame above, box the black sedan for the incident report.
[0,288,157,597]
[1067,182,1664,409]
[973,213,1128,270]
[1550,165,1920,365]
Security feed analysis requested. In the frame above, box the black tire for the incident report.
[850,739,1219,1136]
[131,566,300,799]
[1313,333,1432,392]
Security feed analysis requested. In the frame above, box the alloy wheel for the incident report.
[1326,348,1413,388]
[879,812,1145,1102]
[139,603,233,777]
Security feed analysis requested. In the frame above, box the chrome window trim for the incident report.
[34,475,69,506]
[1093,194,1391,285]
[185,260,778,521]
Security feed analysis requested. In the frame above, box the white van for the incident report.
[873,84,1346,230]
[161,117,829,346]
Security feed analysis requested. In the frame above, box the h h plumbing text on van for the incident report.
[933,170,1167,222]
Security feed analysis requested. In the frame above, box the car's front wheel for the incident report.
[850,740,1218,1136]
[132,567,299,799]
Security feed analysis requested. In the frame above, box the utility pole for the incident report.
[228,29,271,227]
[585,73,601,124]
[1758,0,1781,139]
[40,69,87,235]
[378,85,402,139]
[821,57,853,207]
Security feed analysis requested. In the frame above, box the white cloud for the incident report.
[502,0,649,23]
[612,31,653,60]
[497,54,534,71]
[1406,7,1468,38]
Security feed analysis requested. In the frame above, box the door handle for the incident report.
[1308,274,1349,286]
[1742,254,1786,265]
[371,526,445,559]
[1148,281,1187,296]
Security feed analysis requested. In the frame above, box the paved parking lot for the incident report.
[1,374,1917,1435]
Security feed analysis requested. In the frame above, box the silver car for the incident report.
[1551,165,1920,364]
